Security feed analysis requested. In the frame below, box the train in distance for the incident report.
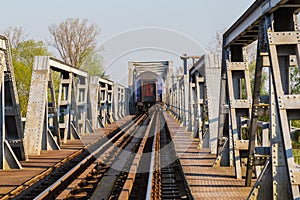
[136,82,162,112]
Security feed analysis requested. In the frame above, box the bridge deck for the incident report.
[0,116,134,199]
[164,111,253,200]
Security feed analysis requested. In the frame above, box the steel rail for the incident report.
[118,109,158,199]
[56,116,145,199]
[2,116,138,200]
[33,114,145,200]
[146,107,160,200]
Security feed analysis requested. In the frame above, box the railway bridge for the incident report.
[1,0,300,199]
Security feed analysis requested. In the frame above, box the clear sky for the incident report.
[1,0,254,85]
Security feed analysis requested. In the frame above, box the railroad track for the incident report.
[156,111,193,200]
[3,105,193,200]
[1,114,142,200]
[111,105,193,200]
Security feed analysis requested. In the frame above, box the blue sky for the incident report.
[1,0,254,85]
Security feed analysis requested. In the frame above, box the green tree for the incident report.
[12,39,51,116]
[48,18,100,67]
[290,66,300,94]
[248,60,268,96]
[290,66,300,129]
[80,52,107,77]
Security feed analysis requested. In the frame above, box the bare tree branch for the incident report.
[3,26,27,48]
[208,28,227,57]
[48,18,100,67]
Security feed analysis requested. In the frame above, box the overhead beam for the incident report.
[224,0,291,47]
[48,57,88,78]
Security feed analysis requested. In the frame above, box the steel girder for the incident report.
[248,8,300,199]
[0,35,25,169]
[189,54,221,154]
[88,77,114,130]
[113,83,126,120]
[24,56,88,156]
[217,0,300,199]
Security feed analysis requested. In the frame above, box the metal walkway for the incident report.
[0,116,134,199]
[1,0,300,199]
[164,111,253,199]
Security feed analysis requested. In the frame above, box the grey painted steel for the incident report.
[113,83,126,120]
[24,59,59,156]
[76,77,88,134]
[217,0,300,199]
[245,20,267,187]
[124,88,130,116]
[262,10,300,198]
[168,54,221,154]
[178,75,189,127]
[128,61,173,114]
[168,56,200,127]
[88,76,100,130]
[88,77,114,130]
[0,35,24,169]
[24,56,89,156]
[228,60,252,180]
[189,54,221,154]
[223,0,292,47]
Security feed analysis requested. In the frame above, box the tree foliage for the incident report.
[3,19,105,115]
[290,66,300,94]
[48,18,100,67]
[12,39,50,116]
[248,60,268,96]
[80,52,108,78]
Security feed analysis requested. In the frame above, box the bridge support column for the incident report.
[24,57,60,156]
[24,57,88,156]
[0,36,25,169]
[189,55,221,154]
[248,8,300,199]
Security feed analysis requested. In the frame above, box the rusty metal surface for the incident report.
[0,143,84,198]
[164,111,253,199]
[0,115,133,199]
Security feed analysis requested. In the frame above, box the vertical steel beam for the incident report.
[216,39,231,167]
[184,74,189,127]
[0,36,25,169]
[107,81,114,123]
[88,76,101,130]
[196,76,205,143]
[24,57,60,156]
[58,72,79,144]
[113,83,121,120]
[248,7,300,199]
[188,78,195,132]
[128,62,135,114]
[25,57,87,156]
[216,38,255,178]
[176,78,180,120]
[76,76,88,134]
[204,54,222,154]
[245,19,267,187]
